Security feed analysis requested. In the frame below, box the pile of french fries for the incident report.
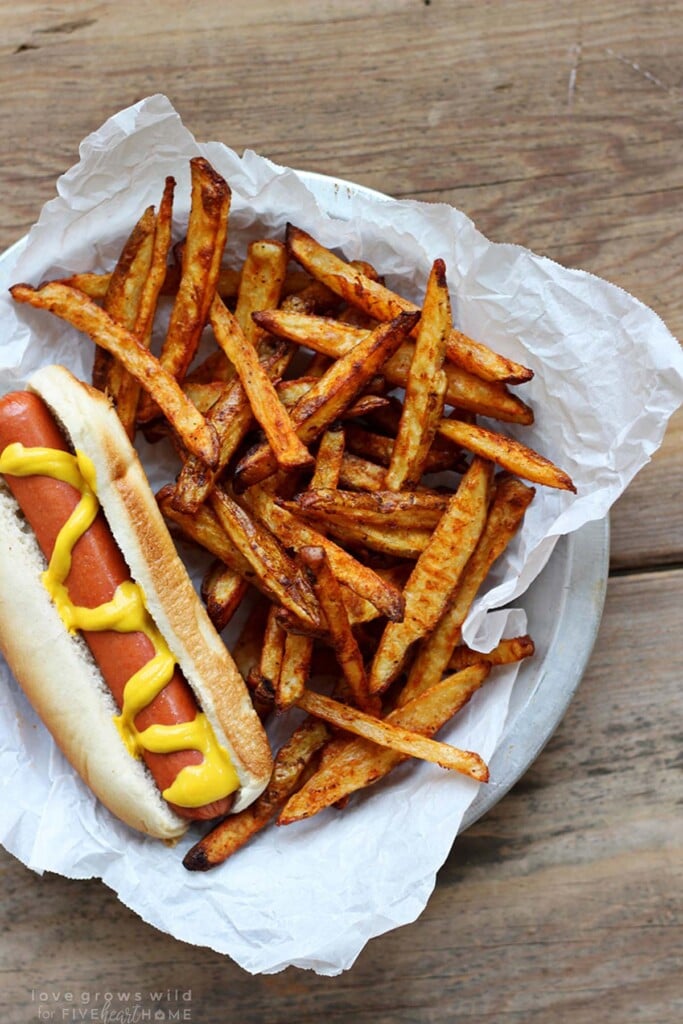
[10,156,575,871]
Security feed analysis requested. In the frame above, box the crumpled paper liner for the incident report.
[0,94,681,975]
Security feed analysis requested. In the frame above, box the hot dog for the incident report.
[0,364,272,840]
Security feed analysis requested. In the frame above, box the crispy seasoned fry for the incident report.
[236,239,288,347]
[369,457,494,695]
[385,258,450,490]
[209,486,320,631]
[279,664,490,823]
[337,452,395,492]
[280,277,341,316]
[447,327,533,385]
[387,341,533,424]
[240,484,405,621]
[294,515,433,560]
[183,345,237,386]
[311,426,345,490]
[184,718,330,870]
[114,176,176,437]
[437,418,576,492]
[250,605,287,704]
[276,631,314,711]
[157,484,253,575]
[233,311,420,490]
[283,488,451,529]
[448,634,536,671]
[210,294,313,473]
[98,204,156,398]
[11,282,219,467]
[295,685,489,779]
[231,596,271,685]
[253,308,534,424]
[60,271,112,301]
[181,379,227,414]
[401,475,536,701]
[150,157,230,384]
[342,394,391,419]
[343,423,464,474]
[300,546,378,714]
[172,341,293,513]
[201,559,250,632]
[102,206,156,328]
[286,223,533,384]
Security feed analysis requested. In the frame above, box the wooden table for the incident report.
[1,2,681,1021]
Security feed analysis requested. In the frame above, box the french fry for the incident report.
[233,310,420,490]
[261,429,346,711]
[157,484,253,576]
[235,239,288,347]
[114,176,176,437]
[61,272,112,301]
[401,475,536,702]
[240,484,405,621]
[253,308,534,424]
[343,423,464,474]
[172,340,293,513]
[286,223,533,384]
[209,486,321,631]
[282,488,451,530]
[294,515,433,561]
[280,664,490,823]
[276,630,314,711]
[249,604,287,704]
[195,239,289,402]
[311,426,345,490]
[231,596,271,695]
[337,452,397,492]
[181,379,227,414]
[297,689,488,778]
[448,634,536,671]
[102,205,156,330]
[437,418,576,492]
[183,718,330,870]
[147,157,230,386]
[210,294,313,473]
[279,277,341,316]
[201,560,250,632]
[97,204,156,399]
[368,457,494,695]
[182,265,317,385]
[10,282,220,468]
[385,258,450,490]
[299,546,379,714]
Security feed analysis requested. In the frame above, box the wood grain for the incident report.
[0,572,680,1023]
[1,0,682,1020]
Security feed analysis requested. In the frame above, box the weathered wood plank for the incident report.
[0,0,681,1017]
[0,571,680,1021]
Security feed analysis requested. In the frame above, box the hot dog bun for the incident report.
[0,364,272,840]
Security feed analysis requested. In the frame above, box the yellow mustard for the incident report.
[0,441,239,808]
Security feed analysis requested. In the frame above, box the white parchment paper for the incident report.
[1,95,682,975]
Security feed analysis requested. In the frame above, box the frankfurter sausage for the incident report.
[0,364,272,839]
[0,390,231,820]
